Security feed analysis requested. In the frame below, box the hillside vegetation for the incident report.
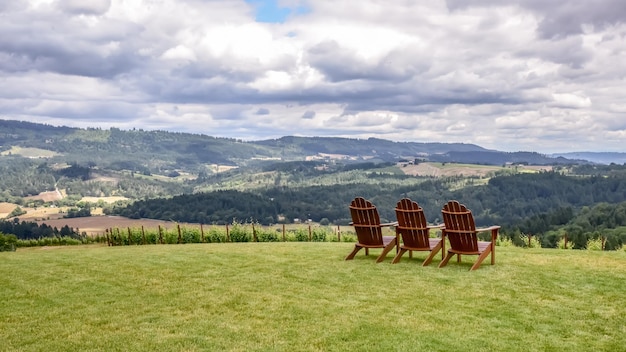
[3,119,626,249]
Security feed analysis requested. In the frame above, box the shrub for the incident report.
[293,229,309,242]
[0,233,17,252]
[519,234,542,248]
[586,237,604,251]
[145,231,159,244]
[340,232,357,242]
[163,230,179,244]
[496,237,514,247]
[181,228,201,244]
[557,237,572,249]
[256,228,279,242]
[311,229,327,242]
[229,223,250,242]
[206,227,227,243]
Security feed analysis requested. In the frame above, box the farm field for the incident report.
[399,162,552,177]
[28,214,333,238]
[0,202,17,218]
[1,243,625,351]
[33,215,189,236]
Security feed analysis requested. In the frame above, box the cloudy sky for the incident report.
[1,0,626,153]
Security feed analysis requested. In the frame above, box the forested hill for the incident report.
[111,170,626,244]
[255,136,487,158]
[0,119,585,169]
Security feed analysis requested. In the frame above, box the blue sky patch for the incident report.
[246,0,309,23]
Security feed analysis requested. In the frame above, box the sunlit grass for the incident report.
[0,146,58,158]
[1,244,625,351]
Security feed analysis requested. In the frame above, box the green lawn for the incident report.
[1,243,625,351]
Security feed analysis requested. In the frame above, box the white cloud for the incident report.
[1,0,626,153]
[551,93,592,108]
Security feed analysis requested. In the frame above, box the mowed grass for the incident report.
[1,243,625,351]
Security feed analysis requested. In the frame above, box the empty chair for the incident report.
[392,198,443,266]
[439,200,500,271]
[345,197,397,263]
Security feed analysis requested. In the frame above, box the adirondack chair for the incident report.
[391,198,443,266]
[345,197,397,263]
[439,200,500,271]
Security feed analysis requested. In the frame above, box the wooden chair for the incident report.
[392,198,443,266]
[439,200,500,271]
[345,197,397,263]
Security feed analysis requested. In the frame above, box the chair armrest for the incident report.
[477,225,500,241]
[476,225,501,232]
[349,221,399,227]
[427,224,445,230]
[381,221,399,227]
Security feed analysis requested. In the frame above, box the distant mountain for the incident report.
[429,151,590,166]
[552,152,626,165]
[255,136,490,160]
[0,118,586,168]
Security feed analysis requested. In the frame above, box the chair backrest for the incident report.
[395,198,430,248]
[349,197,384,246]
[441,200,479,252]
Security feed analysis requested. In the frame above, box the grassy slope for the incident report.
[1,244,625,351]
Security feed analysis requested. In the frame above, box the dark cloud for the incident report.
[517,36,593,69]
[57,0,111,16]
[446,0,626,38]
[301,110,315,119]
[0,10,144,78]
[307,40,427,83]
[256,108,270,115]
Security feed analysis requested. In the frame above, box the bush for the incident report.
[311,229,327,242]
[256,228,279,242]
[0,233,17,252]
[293,229,309,242]
[557,237,572,249]
[340,231,357,242]
[163,230,179,244]
[229,223,250,242]
[206,227,227,243]
[586,237,604,251]
[181,228,201,244]
[145,231,159,244]
[496,237,514,247]
[519,234,542,249]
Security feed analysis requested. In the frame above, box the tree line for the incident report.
[108,171,626,248]
[0,219,81,239]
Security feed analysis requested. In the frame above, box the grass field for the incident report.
[1,243,625,351]
[0,146,58,158]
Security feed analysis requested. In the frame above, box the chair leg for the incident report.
[423,241,443,266]
[391,248,408,264]
[345,245,363,260]
[438,251,454,268]
[470,246,492,271]
[376,238,397,263]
